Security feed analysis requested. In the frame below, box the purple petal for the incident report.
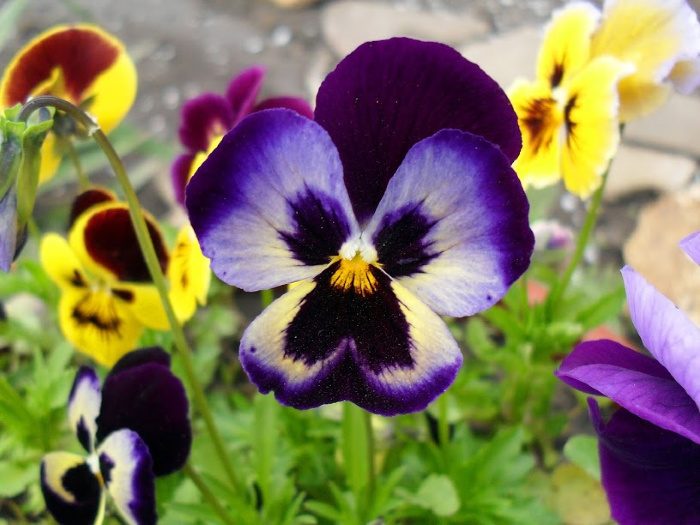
[556,340,700,444]
[362,129,533,317]
[590,400,700,525]
[68,367,102,453]
[315,37,521,223]
[239,261,462,416]
[186,109,361,291]
[96,347,190,476]
[253,96,313,119]
[171,153,195,207]
[622,266,700,410]
[680,231,700,266]
[178,93,233,153]
[40,452,103,525]
[0,187,19,272]
[225,65,265,122]
[98,429,156,525]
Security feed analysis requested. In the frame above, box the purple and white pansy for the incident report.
[40,347,191,525]
[556,233,700,524]
[186,38,534,416]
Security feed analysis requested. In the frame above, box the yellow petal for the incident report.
[537,2,601,87]
[120,282,170,331]
[38,134,63,185]
[591,0,700,121]
[167,225,211,323]
[40,233,89,292]
[188,135,224,182]
[561,57,634,198]
[509,79,563,189]
[58,287,143,367]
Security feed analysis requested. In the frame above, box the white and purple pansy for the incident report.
[186,38,534,416]
[40,347,191,525]
[556,233,700,524]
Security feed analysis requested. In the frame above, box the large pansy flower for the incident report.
[0,25,137,183]
[556,234,700,523]
[171,65,313,205]
[590,0,700,122]
[509,3,633,198]
[41,347,191,525]
[187,38,533,416]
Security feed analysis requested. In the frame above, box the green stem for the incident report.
[19,97,245,497]
[437,392,450,448]
[545,167,611,321]
[342,403,375,518]
[65,141,89,189]
[184,462,236,525]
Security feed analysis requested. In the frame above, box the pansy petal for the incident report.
[69,203,168,284]
[97,429,156,525]
[167,225,211,323]
[622,265,700,410]
[38,133,63,184]
[96,347,191,476]
[117,283,169,331]
[561,57,633,198]
[177,93,233,153]
[187,109,360,291]
[58,287,143,367]
[509,79,563,189]
[556,339,700,444]
[240,260,463,416]
[69,187,118,228]
[591,0,700,121]
[67,367,101,453]
[40,233,90,291]
[0,25,136,134]
[589,400,700,525]
[40,452,105,525]
[669,57,700,94]
[253,96,314,119]
[171,153,195,206]
[536,2,600,88]
[225,65,265,122]
[680,230,700,266]
[363,129,533,317]
[315,37,521,223]
[0,186,19,272]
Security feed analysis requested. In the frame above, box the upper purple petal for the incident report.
[622,266,700,411]
[225,65,265,123]
[314,37,521,223]
[590,400,700,525]
[362,129,533,317]
[253,96,313,119]
[556,340,700,444]
[186,109,361,291]
[96,347,191,476]
[0,186,19,272]
[680,231,700,266]
[178,93,234,152]
[171,152,195,207]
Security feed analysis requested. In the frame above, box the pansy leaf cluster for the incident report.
[187,38,534,416]
[172,65,313,205]
[41,188,210,366]
[510,0,700,198]
[0,24,137,183]
[556,233,700,524]
[41,347,191,525]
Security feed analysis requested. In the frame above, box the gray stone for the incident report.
[322,1,490,58]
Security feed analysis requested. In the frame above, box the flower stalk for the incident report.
[342,402,375,517]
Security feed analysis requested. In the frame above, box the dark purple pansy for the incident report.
[556,233,700,524]
[172,65,313,205]
[186,38,533,416]
[40,347,190,525]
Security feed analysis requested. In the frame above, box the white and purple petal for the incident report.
[622,265,700,410]
[314,37,521,223]
[98,429,156,525]
[186,109,361,291]
[239,260,463,416]
[589,399,700,525]
[362,129,533,317]
[96,347,191,476]
[40,452,105,525]
[556,340,700,444]
[68,367,102,453]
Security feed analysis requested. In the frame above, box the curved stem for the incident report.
[19,97,245,496]
[184,462,236,525]
[65,141,89,189]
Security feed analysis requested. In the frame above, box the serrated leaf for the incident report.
[415,474,460,517]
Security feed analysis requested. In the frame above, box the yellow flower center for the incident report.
[330,253,378,297]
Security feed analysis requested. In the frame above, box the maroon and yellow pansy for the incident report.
[0,25,137,183]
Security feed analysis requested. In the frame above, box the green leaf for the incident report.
[563,435,601,481]
[575,286,626,331]
[17,112,53,228]
[415,474,460,517]
[0,459,36,497]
